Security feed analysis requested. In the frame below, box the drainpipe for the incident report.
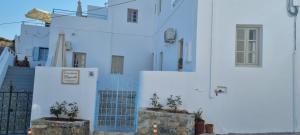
[287,0,298,132]
[209,0,215,99]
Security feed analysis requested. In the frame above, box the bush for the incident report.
[64,102,79,120]
[50,101,79,120]
[150,93,163,110]
[50,101,67,119]
[167,95,182,112]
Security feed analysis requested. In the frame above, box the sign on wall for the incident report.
[61,69,80,85]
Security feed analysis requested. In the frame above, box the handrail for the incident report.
[0,47,15,88]
[52,8,108,20]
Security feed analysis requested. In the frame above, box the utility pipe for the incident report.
[287,0,298,132]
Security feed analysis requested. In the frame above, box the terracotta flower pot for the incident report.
[195,120,205,135]
[205,124,214,134]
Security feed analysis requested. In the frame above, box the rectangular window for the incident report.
[158,0,162,15]
[111,55,124,74]
[178,39,184,71]
[127,9,138,23]
[236,25,262,67]
[160,52,163,71]
[33,47,49,61]
[38,47,49,61]
[73,52,86,68]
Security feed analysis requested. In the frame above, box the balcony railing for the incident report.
[0,47,15,87]
[52,9,108,20]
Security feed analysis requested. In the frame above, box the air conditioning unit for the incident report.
[294,0,300,6]
[65,41,73,51]
[164,28,177,44]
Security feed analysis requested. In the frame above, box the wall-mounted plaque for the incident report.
[61,69,80,85]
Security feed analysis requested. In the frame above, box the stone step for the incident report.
[0,66,35,92]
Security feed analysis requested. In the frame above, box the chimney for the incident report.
[76,0,83,17]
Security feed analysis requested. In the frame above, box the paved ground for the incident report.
[225,133,300,135]
[201,133,300,135]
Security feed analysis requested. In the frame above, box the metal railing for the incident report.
[52,9,108,20]
[0,83,33,135]
[0,48,15,88]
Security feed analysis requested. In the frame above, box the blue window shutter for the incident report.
[32,47,40,61]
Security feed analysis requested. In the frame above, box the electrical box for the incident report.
[294,0,300,6]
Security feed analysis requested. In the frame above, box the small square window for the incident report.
[127,9,138,23]
[111,55,124,74]
[235,25,262,67]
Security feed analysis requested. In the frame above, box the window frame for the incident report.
[235,25,263,67]
[38,47,49,61]
[127,8,138,23]
[158,0,162,15]
[111,55,125,74]
[72,52,87,68]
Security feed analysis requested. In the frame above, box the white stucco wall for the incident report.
[295,11,300,133]
[15,24,50,67]
[47,0,155,88]
[31,67,98,132]
[140,0,299,134]
[153,0,197,72]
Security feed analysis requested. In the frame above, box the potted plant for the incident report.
[205,124,214,134]
[194,109,205,135]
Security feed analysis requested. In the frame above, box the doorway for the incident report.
[178,39,184,71]
[73,52,86,68]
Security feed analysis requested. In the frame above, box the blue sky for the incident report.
[0,0,106,39]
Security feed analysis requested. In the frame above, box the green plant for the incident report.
[167,95,182,112]
[194,108,203,121]
[64,102,79,120]
[150,93,163,110]
[50,101,67,119]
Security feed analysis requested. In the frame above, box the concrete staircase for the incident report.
[0,66,35,92]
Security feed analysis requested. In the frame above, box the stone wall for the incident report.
[138,108,195,135]
[31,118,89,135]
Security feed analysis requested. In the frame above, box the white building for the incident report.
[10,0,300,134]
[15,23,50,67]
[141,0,300,134]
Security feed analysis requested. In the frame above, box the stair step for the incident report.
[1,66,35,92]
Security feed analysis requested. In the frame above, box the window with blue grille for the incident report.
[96,90,136,132]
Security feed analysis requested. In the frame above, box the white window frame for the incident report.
[127,8,138,23]
[235,25,262,67]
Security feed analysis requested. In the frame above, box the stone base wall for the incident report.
[93,131,135,135]
[31,118,89,135]
[138,108,195,135]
